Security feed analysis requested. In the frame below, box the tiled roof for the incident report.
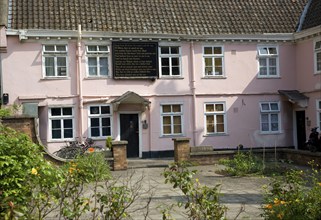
[301,0,321,31]
[9,0,308,35]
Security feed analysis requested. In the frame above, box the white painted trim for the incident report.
[202,45,225,77]
[314,39,321,74]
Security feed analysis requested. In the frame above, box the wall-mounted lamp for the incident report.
[142,120,148,129]
[2,93,9,105]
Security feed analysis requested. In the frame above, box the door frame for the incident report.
[293,108,306,150]
[117,111,142,158]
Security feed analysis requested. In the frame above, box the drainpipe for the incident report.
[0,53,3,105]
[190,41,197,147]
[77,25,83,142]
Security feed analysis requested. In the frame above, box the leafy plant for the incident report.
[219,151,263,176]
[261,161,321,219]
[163,162,227,220]
[105,136,113,150]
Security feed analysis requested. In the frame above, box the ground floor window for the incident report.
[317,100,321,129]
[49,107,74,140]
[204,102,226,134]
[161,104,183,135]
[88,105,112,138]
[260,102,280,133]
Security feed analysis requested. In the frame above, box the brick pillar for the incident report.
[173,138,190,163]
[112,141,128,171]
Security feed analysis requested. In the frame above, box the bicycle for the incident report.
[53,137,106,159]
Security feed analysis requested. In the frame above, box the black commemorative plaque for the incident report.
[112,42,159,79]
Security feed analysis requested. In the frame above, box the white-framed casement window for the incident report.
[161,104,183,135]
[43,45,68,77]
[315,40,321,74]
[86,45,109,77]
[257,46,279,77]
[204,102,226,134]
[49,107,74,140]
[260,102,280,133]
[159,46,181,77]
[203,46,224,76]
[88,105,112,138]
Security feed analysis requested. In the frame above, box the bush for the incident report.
[261,161,321,220]
[219,151,263,176]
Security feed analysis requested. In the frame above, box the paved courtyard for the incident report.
[112,159,270,220]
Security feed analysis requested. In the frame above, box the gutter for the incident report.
[77,25,84,143]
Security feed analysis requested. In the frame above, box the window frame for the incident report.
[204,102,227,135]
[203,45,225,77]
[88,104,113,139]
[257,46,279,78]
[86,45,110,78]
[160,103,184,136]
[48,106,74,141]
[259,101,281,133]
[159,46,182,78]
[316,100,321,129]
[42,45,68,78]
[314,40,321,74]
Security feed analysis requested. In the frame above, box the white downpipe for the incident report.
[190,41,197,147]
[77,25,83,142]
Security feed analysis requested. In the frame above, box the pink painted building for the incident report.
[0,0,321,157]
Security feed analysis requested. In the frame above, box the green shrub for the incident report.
[262,161,321,219]
[163,162,227,220]
[219,151,263,176]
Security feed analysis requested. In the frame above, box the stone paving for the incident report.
[111,159,270,220]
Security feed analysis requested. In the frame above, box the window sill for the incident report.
[85,76,110,80]
[259,131,282,135]
[160,134,185,138]
[203,133,228,137]
[314,72,321,75]
[159,76,184,80]
[41,77,70,80]
[202,76,226,79]
[257,76,281,79]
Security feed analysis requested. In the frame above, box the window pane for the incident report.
[173,125,181,133]
[206,104,214,112]
[216,115,224,123]
[45,45,55,51]
[214,58,222,66]
[101,106,110,114]
[63,108,72,115]
[162,67,170,75]
[100,57,108,76]
[88,46,97,52]
[271,114,279,122]
[99,46,108,51]
[102,118,110,126]
[102,127,111,136]
[52,120,61,129]
[63,119,72,129]
[215,104,224,112]
[269,58,277,66]
[88,57,97,66]
[207,124,214,133]
[57,57,67,76]
[163,125,171,134]
[261,123,269,131]
[161,47,169,54]
[217,124,224,132]
[259,58,267,67]
[261,114,269,122]
[161,58,169,66]
[271,123,279,131]
[259,48,268,55]
[91,128,100,137]
[206,115,214,132]
[205,67,213,75]
[172,57,179,66]
[163,116,171,124]
[162,105,171,113]
[51,108,61,116]
[214,47,222,54]
[45,57,55,76]
[90,106,100,114]
[319,101,321,110]
[172,67,180,75]
[56,45,66,52]
[270,103,279,111]
[91,118,100,127]
[215,67,222,75]
[317,53,321,71]
[204,47,212,54]
[88,57,98,76]
[173,116,181,124]
[205,57,213,66]
[260,67,267,75]
[171,47,179,54]
[268,47,277,55]
[64,129,73,138]
[172,105,181,112]
[52,130,61,139]
[269,67,277,75]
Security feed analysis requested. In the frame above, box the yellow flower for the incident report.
[195,178,199,182]
[31,168,38,175]
[274,198,280,205]
[69,167,76,174]
[280,200,286,205]
[277,213,283,219]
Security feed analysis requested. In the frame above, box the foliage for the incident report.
[163,162,227,220]
[261,161,321,220]
[0,104,21,118]
[219,151,263,176]
[105,136,113,150]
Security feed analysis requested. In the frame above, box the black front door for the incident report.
[296,111,306,150]
[120,114,139,158]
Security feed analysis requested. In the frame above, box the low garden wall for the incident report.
[173,138,321,166]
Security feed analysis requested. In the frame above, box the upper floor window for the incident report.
[260,102,280,133]
[203,46,224,77]
[204,102,226,134]
[43,45,68,77]
[88,105,112,138]
[315,41,321,74]
[49,107,73,140]
[257,46,279,77]
[159,46,181,77]
[86,45,109,77]
[161,104,183,135]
